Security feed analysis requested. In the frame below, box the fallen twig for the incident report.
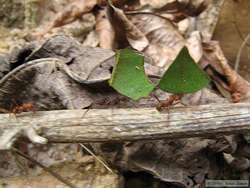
[234,32,250,72]
[1,103,250,149]
[12,147,78,188]
[79,144,114,174]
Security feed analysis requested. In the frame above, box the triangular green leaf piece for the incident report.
[109,48,154,100]
[159,47,210,94]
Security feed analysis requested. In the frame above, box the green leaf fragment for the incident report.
[109,48,154,100]
[159,47,210,94]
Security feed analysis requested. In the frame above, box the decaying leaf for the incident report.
[0,35,117,111]
[26,35,114,83]
[96,8,115,49]
[0,58,93,111]
[93,137,238,188]
[203,41,250,102]
[107,1,149,51]
[109,48,154,100]
[128,13,185,68]
[1,1,249,187]
[159,46,209,94]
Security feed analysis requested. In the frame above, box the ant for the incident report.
[155,94,182,111]
[11,102,35,115]
[0,102,35,117]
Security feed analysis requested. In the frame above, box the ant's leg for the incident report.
[30,107,36,117]
[9,102,17,120]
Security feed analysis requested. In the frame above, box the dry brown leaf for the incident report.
[96,9,115,49]
[129,13,184,67]
[151,0,209,22]
[94,138,229,188]
[107,0,220,68]
[107,2,149,50]
[150,0,222,38]
[203,41,250,102]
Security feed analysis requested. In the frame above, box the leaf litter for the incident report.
[0,1,250,188]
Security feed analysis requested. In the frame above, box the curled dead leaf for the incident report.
[203,41,250,102]
[129,13,184,68]
[107,2,149,51]
[96,8,115,49]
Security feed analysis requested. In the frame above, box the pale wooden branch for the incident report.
[1,103,250,149]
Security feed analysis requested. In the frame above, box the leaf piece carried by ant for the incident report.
[109,48,154,100]
[159,46,210,94]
